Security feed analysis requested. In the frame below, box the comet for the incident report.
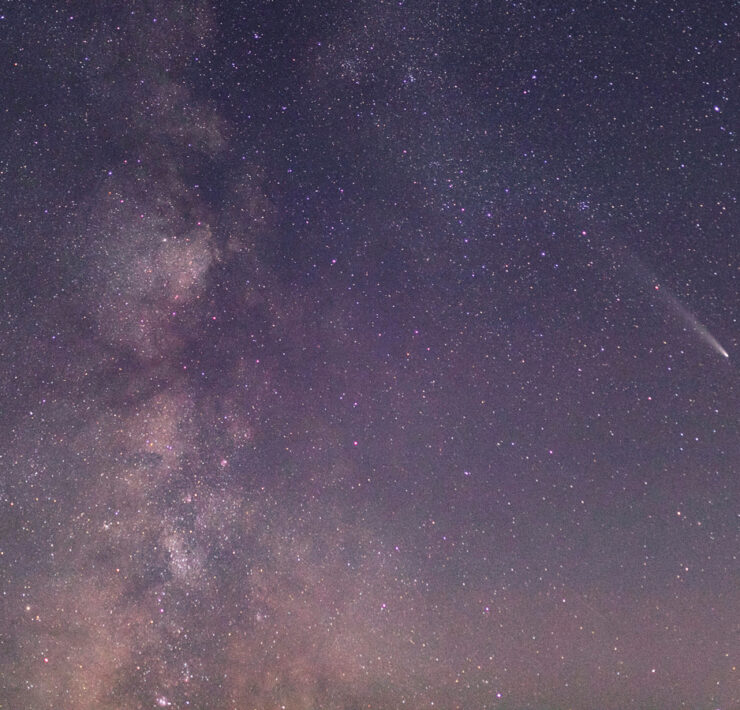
[657,284,730,358]
[609,243,729,359]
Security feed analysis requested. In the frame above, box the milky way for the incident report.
[1,2,737,709]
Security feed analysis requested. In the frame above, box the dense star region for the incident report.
[0,2,737,709]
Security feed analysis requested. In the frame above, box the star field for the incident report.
[0,2,737,709]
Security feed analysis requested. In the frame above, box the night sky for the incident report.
[0,2,737,709]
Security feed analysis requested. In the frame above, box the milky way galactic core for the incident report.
[1,2,737,709]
